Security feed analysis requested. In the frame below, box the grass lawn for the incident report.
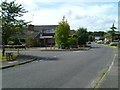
[0,52,2,61]
[0,52,18,61]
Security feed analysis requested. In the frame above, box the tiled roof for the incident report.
[33,25,58,32]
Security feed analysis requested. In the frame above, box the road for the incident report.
[2,43,115,88]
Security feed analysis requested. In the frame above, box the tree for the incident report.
[25,36,35,47]
[88,35,95,42]
[87,31,95,42]
[109,23,117,41]
[55,16,70,49]
[104,23,117,42]
[76,27,88,46]
[68,34,78,48]
[1,1,28,56]
[93,31,105,37]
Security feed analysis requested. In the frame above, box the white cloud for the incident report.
[6,0,118,31]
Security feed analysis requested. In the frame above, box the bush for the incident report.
[117,44,120,48]
[76,28,88,46]
[68,37,78,48]
[26,36,34,47]
[8,41,14,45]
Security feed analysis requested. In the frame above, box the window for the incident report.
[43,29,55,33]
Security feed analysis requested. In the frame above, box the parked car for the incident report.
[86,41,91,47]
[110,41,120,46]
[104,41,110,44]
[88,41,91,44]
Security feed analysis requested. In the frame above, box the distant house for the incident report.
[70,30,76,35]
[27,24,58,47]
[95,36,101,41]
[104,31,120,43]
[114,31,120,41]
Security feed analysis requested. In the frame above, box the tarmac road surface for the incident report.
[2,43,116,88]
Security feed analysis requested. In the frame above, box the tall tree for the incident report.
[109,23,117,41]
[104,23,117,42]
[1,1,28,56]
[76,27,88,46]
[55,16,70,49]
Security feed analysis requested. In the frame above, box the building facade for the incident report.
[27,25,58,47]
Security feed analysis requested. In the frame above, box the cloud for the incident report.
[6,0,118,31]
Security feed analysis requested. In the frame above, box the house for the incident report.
[70,30,76,35]
[27,25,77,47]
[27,24,58,47]
[114,31,120,41]
[95,36,101,41]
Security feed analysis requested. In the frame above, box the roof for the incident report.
[34,25,58,32]
[34,25,58,27]
[115,31,120,34]
[26,31,40,38]
[27,24,58,32]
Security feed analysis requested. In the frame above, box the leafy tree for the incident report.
[8,40,14,45]
[55,16,70,49]
[88,31,95,42]
[25,36,34,47]
[109,23,117,41]
[68,34,78,48]
[88,35,95,42]
[104,23,117,42]
[104,33,111,43]
[93,31,105,37]
[76,27,88,46]
[1,1,28,56]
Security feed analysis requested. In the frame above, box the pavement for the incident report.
[1,55,37,69]
[96,48,119,89]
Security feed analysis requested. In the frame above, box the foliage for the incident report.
[110,23,117,30]
[25,36,34,47]
[68,34,78,48]
[8,40,14,45]
[7,37,22,45]
[1,1,28,45]
[88,35,94,42]
[76,27,88,45]
[117,44,120,48]
[104,23,117,42]
[55,16,70,49]
[93,31,105,37]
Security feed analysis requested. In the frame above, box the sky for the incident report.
[6,0,119,31]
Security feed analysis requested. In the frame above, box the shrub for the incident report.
[8,41,14,45]
[117,44,120,48]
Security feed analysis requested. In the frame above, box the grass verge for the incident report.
[0,52,18,61]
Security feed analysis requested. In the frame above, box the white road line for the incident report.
[108,54,116,72]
